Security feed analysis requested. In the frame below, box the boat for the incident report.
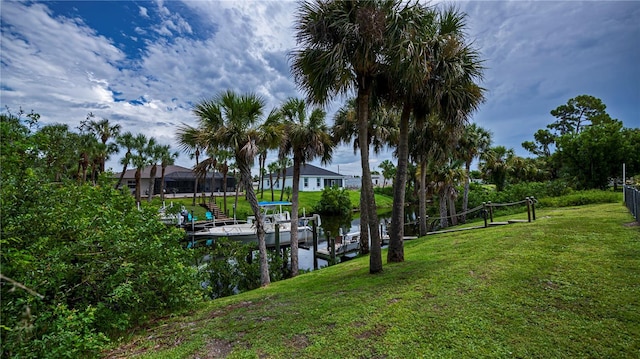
[315,230,361,259]
[190,201,319,247]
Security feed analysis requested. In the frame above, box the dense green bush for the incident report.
[314,186,352,216]
[537,190,620,208]
[1,174,201,357]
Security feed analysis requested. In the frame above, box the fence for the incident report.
[408,197,537,233]
[624,185,639,222]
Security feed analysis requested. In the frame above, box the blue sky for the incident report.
[1,0,639,176]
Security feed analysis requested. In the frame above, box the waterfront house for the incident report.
[262,164,345,192]
[115,165,236,195]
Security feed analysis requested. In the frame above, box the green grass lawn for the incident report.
[106,203,640,358]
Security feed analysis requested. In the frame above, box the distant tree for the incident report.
[267,162,278,201]
[159,145,179,202]
[457,123,492,222]
[556,120,625,189]
[548,94,613,135]
[176,124,205,206]
[480,146,515,192]
[378,160,396,187]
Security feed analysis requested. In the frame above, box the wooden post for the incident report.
[328,231,335,265]
[526,197,531,222]
[482,202,488,228]
[488,201,494,223]
[275,223,280,255]
[531,196,536,220]
[312,219,318,270]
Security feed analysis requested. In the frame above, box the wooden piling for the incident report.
[275,223,280,255]
[531,196,536,220]
[482,202,488,228]
[312,219,318,270]
[526,197,532,222]
[488,201,494,223]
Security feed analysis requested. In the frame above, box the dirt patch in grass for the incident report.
[193,338,234,359]
[623,221,639,227]
[355,323,388,340]
[287,334,310,350]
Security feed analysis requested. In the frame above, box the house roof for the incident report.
[115,165,224,180]
[272,164,343,178]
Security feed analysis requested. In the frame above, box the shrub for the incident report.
[1,175,201,357]
[314,186,352,216]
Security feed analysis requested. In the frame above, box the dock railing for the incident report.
[624,185,639,222]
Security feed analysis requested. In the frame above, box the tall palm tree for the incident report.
[193,90,272,287]
[332,98,400,254]
[176,124,205,206]
[384,4,484,260]
[292,0,397,273]
[457,123,491,222]
[279,97,333,277]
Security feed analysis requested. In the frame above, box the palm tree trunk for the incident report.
[357,85,382,273]
[148,164,157,202]
[135,168,142,204]
[418,159,428,236]
[290,155,301,277]
[160,165,167,202]
[222,169,228,215]
[280,168,286,201]
[238,160,270,287]
[115,165,128,189]
[358,192,370,254]
[462,161,471,223]
[269,173,274,201]
[438,189,448,229]
[389,103,411,262]
[448,186,458,226]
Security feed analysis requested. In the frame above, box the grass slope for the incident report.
[107,203,640,358]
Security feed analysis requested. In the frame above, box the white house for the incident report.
[262,164,345,192]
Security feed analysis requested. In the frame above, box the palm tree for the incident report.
[130,135,153,205]
[267,162,278,201]
[176,124,205,206]
[384,5,484,260]
[332,98,400,255]
[457,123,492,222]
[278,157,292,201]
[292,0,396,273]
[193,90,272,287]
[114,132,136,190]
[258,109,285,200]
[146,141,165,202]
[479,146,514,192]
[378,160,396,188]
[279,97,333,277]
[216,149,233,214]
[84,116,121,173]
[159,145,179,202]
